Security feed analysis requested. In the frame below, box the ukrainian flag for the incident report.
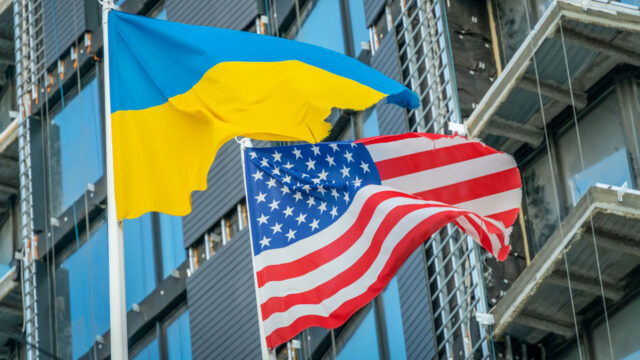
[108,10,418,219]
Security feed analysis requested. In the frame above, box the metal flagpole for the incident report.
[239,138,276,360]
[102,1,129,359]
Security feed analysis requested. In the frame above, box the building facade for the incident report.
[0,0,638,359]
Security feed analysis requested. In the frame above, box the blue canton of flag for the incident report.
[244,142,380,256]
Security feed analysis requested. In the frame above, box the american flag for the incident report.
[243,132,521,348]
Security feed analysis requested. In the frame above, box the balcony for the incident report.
[464,0,640,152]
[490,184,640,344]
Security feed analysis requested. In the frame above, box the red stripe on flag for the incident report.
[375,142,499,181]
[260,203,431,319]
[487,208,521,228]
[263,209,464,347]
[256,191,453,287]
[413,167,521,205]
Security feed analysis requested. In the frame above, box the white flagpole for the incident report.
[239,138,276,360]
[102,1,129,359]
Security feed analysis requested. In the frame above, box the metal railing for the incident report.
[13,0,44,359]
[392,1,490,358]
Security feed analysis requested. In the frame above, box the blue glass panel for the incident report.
[167,310,193,360]
[568,148,632,205]
[382,278,407,360]
[155,9,167,20]
[295,0,346,54]
[60,224,110,359]
[49,77,103,217]
[336,307,381,360]
[348,0,369,56]
[363,109,380,138]
[159,213,186,278]
[133,338,160,360]
[123,214,156,310]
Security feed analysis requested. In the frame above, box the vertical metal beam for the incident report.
[615,74,640,189]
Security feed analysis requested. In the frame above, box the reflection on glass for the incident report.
[0,216,13,277]
[159,213,185,278]
[132,338,159,360]
[363,109,380,138]
[295,0,346,54]
[225,209,239,242]
[208,224,223,256]
[348,0,369,56]
[59,224,110,360]
[166,310,193,360]
[155,9,167,20]
[123,214,156,310]
[48,77,103,217]
[523,154,560,255]
[568,149,632,205]
[382,278,406,360]
[558,92,631,206]
[336,307,381,360]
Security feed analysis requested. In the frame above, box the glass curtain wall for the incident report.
[44,13,186,357]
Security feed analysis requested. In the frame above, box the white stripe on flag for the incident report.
[262,204,454,334]
[254,185,446,272]
[453,188,522,216]
[381,153,516,195]
[258,195,432,299]
[365,136,469,162]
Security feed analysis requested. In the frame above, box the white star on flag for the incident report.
[340,165,350,178]
[360,161,370,173]
[270,222,282,234]
[272,151,282,162]
[257,214,269,225]
[252,170,263,181]
[259,236,271,248]
[326,155,336,166]
[255,192,267,203]
[283,206,294,217]
[309,218,320,231]
[285,229,296,241]
[344,151,354,163]
[268,199,280,211]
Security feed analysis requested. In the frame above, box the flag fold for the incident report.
[243,133,521,347]
[107,10,418,219]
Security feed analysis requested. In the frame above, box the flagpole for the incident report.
[239,138,276,360]
[102,1,129,359]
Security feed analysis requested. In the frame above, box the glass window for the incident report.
[295,0,346,54]
[335,307,381,360]
[522,153,561,255]
[159,214,186,278]
[58,223,110,360]
[558,91,632,206]
[166,309,192,360]
[339,119,355,141]
[0,213,13,277]
[348,0,369,56]
[363,109,380,138]
[208,223,223,256]
[155,9,167,20]
[123,214,156,310]
[132,337,160,360]
[240,202,248,228]
[48,76,103,217]
[382,278,406,360]
[192,239,206,270]
[224,209,239,243]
